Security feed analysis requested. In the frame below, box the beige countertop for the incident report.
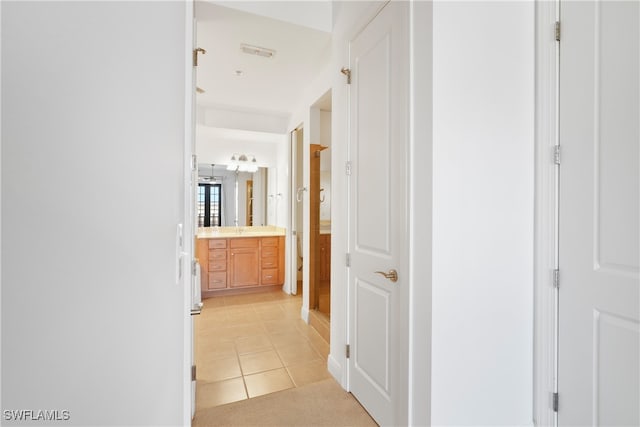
[197,226,286,239]
[320,220,331,235]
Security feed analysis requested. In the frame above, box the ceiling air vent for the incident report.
[240,43,276,59]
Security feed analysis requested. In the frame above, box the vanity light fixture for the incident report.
[227,154,258,173]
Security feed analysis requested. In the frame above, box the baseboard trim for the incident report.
[327,354,344,389]
[308,310,330,343]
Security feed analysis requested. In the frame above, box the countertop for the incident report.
[197,226,286,239]
[320,220,331,235]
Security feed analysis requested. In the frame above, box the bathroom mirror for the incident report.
[197,164,271,227]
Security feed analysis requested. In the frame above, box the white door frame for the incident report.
[182,0,196,423]
[289,126,304,297]
[534,0,559,425]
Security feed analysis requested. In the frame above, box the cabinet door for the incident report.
[320,234,331,281]
[229,247,260,287]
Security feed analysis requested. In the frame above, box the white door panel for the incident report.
[559,1,639,424]
[348,2,408,425]
[355,278,391,394]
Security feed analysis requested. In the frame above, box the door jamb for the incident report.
[533,0,559,425]
[182,0,195,424]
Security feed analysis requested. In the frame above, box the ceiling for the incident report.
[195,1,332,119]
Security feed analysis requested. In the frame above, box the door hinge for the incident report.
[555,21,561,42]
[191,154,197,171]
[191,365,197,381]
[553,145,561,165]
[193,47,206,67]
[341,67,351,84]
[346,344,350,358]
[553,269,560,288]
[345,161,352,176]
[346,253,351,267]
[552,392,559,412]
[192,259,198,276]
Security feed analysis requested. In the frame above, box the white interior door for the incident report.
[348,2,408,425]
[559,1,639,424]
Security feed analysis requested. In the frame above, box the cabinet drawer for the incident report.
[262,246,278,258]
[230,238,259,249]
[261,268,278,285]
[209,249,227,261]
[209,239,227,249]
[208,260,226,271]
[261,237,279,247]
[261,256,278,269]
[208,272,227,289]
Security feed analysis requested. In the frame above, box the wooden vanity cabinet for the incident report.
[197,235,285,295]
[261,237,280,285]
[229,238,260,288]
[201,238,227,290]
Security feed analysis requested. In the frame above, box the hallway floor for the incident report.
[194,290,332,411]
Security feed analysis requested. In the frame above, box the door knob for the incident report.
[374,269,398,283]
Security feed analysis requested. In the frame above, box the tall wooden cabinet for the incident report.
[319,233,331,282]
[197,235,285,296]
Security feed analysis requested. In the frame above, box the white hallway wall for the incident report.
[431,1,534,424]
[1,2,189,425]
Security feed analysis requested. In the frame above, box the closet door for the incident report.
[558,1,639,424]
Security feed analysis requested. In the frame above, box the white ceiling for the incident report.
[210,1,332,33]
[195,1,332,118]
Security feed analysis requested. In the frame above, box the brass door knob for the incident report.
[374,269,398,283]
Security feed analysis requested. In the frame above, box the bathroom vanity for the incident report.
[196,226,285,298]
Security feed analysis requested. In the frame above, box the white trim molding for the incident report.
[534,0,559,425]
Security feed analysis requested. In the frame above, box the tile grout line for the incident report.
[263,321,297,390]
[233,334,251,402]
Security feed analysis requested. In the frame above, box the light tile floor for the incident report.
[194,290,332,410]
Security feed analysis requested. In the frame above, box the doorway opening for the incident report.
[307,90,332,343]
[291,126,304,296]
[191,0,334,415]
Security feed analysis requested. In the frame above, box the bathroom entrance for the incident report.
[307,91,332,341]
